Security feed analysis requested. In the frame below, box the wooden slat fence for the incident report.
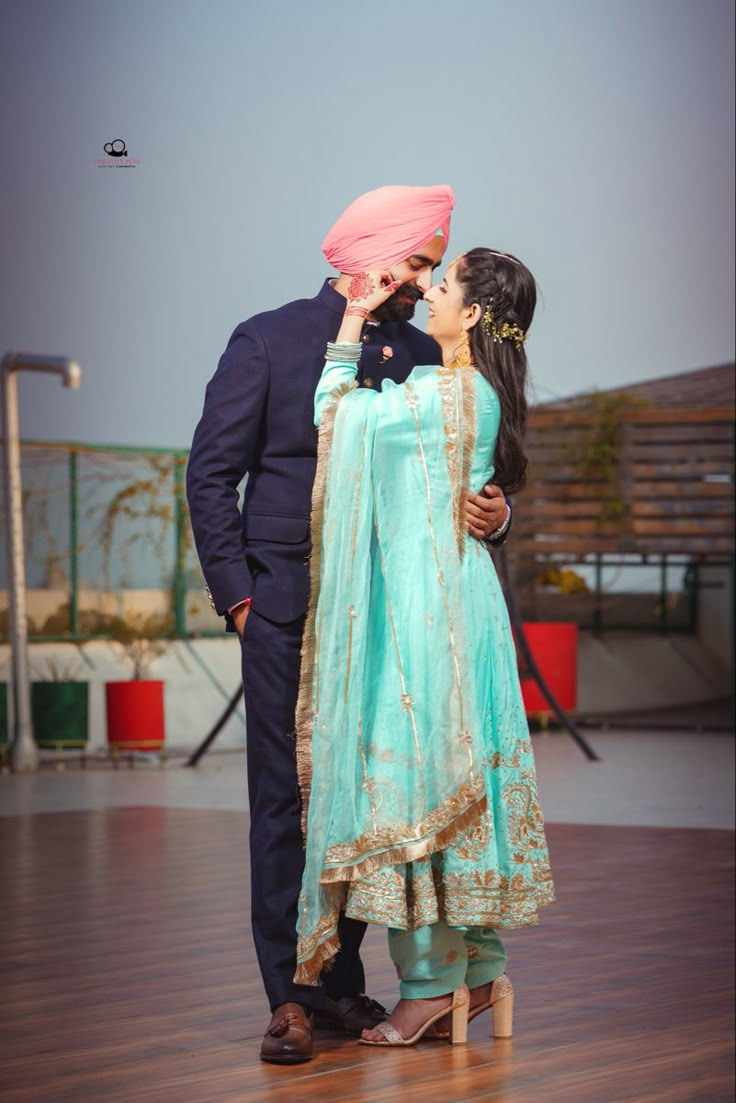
[515,408,735,559]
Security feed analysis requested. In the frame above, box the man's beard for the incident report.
[371,284,423,323]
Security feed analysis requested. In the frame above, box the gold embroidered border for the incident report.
[436,366,462,553]
[347,883,557,932]
[502,769,549,852]
[295,381,357,838]
[459,368,477,563]
[294,931,341,986]
[322,777,486,880]
[294,883,345,986]
[344,862,555,932]
[434,366,478,560]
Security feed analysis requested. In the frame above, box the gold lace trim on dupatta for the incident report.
[295,381,357,838]
[436,366,477,560]
[321,777,486,882]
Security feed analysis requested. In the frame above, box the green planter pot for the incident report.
[0,683,8,748]
[31,682,89,749]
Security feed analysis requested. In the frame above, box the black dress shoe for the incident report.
[313,993,388,1036]
[260,1003,314,1064]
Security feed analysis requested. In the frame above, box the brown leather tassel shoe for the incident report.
[260,1003,314,1064]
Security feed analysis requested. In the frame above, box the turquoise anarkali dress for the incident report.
[294,354,554,985]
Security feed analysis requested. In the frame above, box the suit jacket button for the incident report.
[363,377,374,388]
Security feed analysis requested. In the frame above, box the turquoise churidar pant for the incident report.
[388,923,507,999]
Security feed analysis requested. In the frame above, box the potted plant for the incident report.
[500,553,581,726]
[517,621,579,720]
[31,650,90,757]
[515,567,583,714]
[104,611,172,761]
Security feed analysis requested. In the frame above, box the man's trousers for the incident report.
[241,608,368,1011]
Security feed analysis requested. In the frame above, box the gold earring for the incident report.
[450,330,472,369]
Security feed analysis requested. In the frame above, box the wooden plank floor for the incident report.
[0,809,733,1103]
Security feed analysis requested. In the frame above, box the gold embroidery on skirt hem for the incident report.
[294,877,556,985]
[345,870,556,931]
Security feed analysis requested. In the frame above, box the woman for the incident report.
[294,248,554,1047]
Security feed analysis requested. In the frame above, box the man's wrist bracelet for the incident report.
[490,505,512,540]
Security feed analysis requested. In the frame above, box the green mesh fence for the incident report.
[0,441,221,641]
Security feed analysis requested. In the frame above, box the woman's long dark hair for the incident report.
[455,248,536,495]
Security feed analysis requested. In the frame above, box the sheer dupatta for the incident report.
[294,364,486,984]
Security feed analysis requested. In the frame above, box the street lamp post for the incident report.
[1,352,82,773]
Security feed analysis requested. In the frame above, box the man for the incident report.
[186,185,511,1064]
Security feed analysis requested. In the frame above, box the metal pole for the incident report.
[69,449,79,638]
[186,684,244,767]
[730,555,735,731]
[686,560,699,635]
[1,351,81,772]
[593,554,603,634]
[659,554,668,635]
[1,370,37,771]
[173,458,186,636]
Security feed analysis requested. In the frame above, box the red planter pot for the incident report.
[105,680,165,751]
[519,622,578,714]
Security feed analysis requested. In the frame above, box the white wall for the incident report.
[697,564,734,673]
[0,638,245,754]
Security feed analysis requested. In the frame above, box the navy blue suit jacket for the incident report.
[186,279,443,625]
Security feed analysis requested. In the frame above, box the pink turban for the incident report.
[322,184,455,272]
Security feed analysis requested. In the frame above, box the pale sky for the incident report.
[1,0,734,449]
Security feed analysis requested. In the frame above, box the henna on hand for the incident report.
[347,272,377,302]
